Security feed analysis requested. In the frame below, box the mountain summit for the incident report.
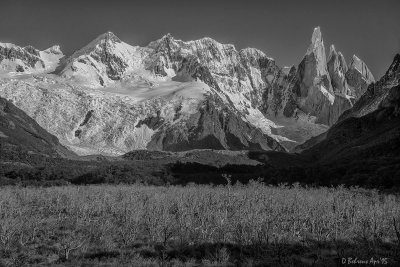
[55,31,149,87]
[292,27,375,125]
[306,27,328,77]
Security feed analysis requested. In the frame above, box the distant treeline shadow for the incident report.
[167,156,400,190]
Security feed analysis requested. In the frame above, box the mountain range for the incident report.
[1,27,399,188]
[0,27,377,156]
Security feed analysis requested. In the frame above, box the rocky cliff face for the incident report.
[292,28,334,125]
[0,28,376,155]
[345,55,375,99]
[327,45,348,95]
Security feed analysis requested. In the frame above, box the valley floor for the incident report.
[0,183,399,266]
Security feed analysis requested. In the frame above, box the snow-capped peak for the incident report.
[44,45,62,55]
[65,31,128,62]
[82,31,122,51]
[96,31,121,42]
[54,30,151,88]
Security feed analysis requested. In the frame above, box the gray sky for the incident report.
[0,0,399,78]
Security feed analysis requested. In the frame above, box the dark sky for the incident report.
[1,0,399,78]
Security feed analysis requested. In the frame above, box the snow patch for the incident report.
[320,85,335,105]
[39,49,63,72]
[245,107,293,143]
[267,112,329,151]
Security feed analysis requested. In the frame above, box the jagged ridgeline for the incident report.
[0,27,375,155]
[296,54,400,159]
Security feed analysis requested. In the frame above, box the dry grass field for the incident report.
[0,182,400,266]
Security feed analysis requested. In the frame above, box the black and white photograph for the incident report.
[0,0,399,266]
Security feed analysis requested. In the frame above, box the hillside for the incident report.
[0,96,75,161]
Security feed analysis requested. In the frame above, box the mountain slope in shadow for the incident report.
[0,96,76,161]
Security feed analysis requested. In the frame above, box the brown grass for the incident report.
[0,182,399,266]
